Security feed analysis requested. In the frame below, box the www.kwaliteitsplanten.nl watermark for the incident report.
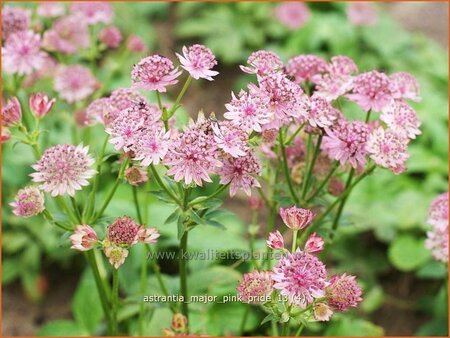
[146,249,285,261]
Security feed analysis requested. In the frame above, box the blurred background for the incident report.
[2,2,448,336]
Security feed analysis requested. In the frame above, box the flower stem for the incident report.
[112,268,119,335]
[279,129,299,204]
[168,76,192,116]
[149,164,182,207]
[329,168,355,239]
[42,209,72,231]
[179,231,189,320]
[306,162,339,203]
[132,186,143,224]
[70,196,82,223]
[291,230,298,253]
[271,320,279,336]
[239,306,250,334]
[300,135,323,201]
[285,123,305,146]
[188,183,229,206]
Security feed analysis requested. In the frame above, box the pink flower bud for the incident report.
[29,92,55,118]
[2,128,11,143]
[103,240,129,269]
[70,225,97,251]
[137,226,160,244]
[267,230,284,250]
[2,96,22,126]
[10,186,45,217]
[248,196,263,211]
[171,313,188,332]
[313,303,333,321]
[304,232,324,253]
[279,206,313,230]
[127,34,146,53]
[99,26,122,49]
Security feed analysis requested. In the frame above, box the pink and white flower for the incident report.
[2,6,30,41]
[280,206,313,230]
[54,65,98,103]
[237,271,273,304]
[306,95,340,128]
[2,96,22,127]
[99,26,122,48]
[314,303,333,321]
[346,2,378,26]
[176,44,218,80]
[326,274,363,311]
[286,54,327,83]
[131,126,171,166]
[380,101,421,139]
[29,92,55,118]
[304,232,324,254]
[274,2,310,30]
[212,121,248,158]
[132,55,181,92]
[42,15,89,54]
[104,241,129,269]
[127,35,146,53]
[240,50,283,76]
[267,230,284,250]
[37,3,65,18]
[70,2,113,25]
[10,186,45,218]
[107,216,140,246]
[137,226,160,244]
[389,72,421,102]
[70,225,98,251]
[124,166,148,186]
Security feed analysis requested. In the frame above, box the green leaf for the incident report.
[388,234,432,271]
[177,214,187,240]
[361,286,384,313]
[260,313,275,325]
[2,258,21,284]
[416,260,448,279]
[142,307,172,336]
[37,320,87,336]
[164,208,181,225]
[325,316,384,336]
[149,190,176,204]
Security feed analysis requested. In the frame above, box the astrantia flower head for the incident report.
[107,216,140,246]
[219,150,261,196]
[321,120,370,169]
[314,303,333,321]
[137,226,160,244]
[381,101,421,139]
[240,50,283,75]
[237,270,273,304]
[176,44,218,80]
[347,2,378,26]
[54,65,98,103]
[274,2,310,30]
[327,56,358,76]
[10,186,45,217]
[124,166,148,186]
[103,240,129,269]
[42,15,89,54]
[425,193,448,262]
[70,225,97,251]
[2,6,30,41]
[286,55,327,83]
[86,97,113,125]
[307,95,340,128]
[327,273,363,311]
[70,2,113,25]
[2,30,47,76]
[267,230,284,250]
[37,3,65,18]
[389,72,421,102]
[109,88,148,112]
[106,108,145,152]
[131,126,171,166]
[132,55,181,92]
[427,192,448,227]
[272,249,327,307]
[99,26,122,48]
[2,128,11,144]
[304,232,324,254]
[29,92,55,118]
[2,96,22,127]
[127,35,146,53]
[212,121,248,158]
[30,144,96,197]
[366,127,409,174]
[346,70,393,112]
[280,206,313,230]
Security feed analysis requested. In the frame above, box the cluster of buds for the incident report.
[162,313,189,336]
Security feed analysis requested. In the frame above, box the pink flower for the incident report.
[110,88,148,112]
[86,98,113,125]
[427,192,448,227]
[304,232,324,253]
[2,30,47,76]
[248,196,264,211]
[267,230,284,250]
[107,216,140,246]
[124,166,148,186]
[54,65,98,103]
[74,110,91,128]
[381,101,421,139]
[29,92,55,118]
[314,303,333,321]
[70,225,98,251]
[99,26,122,49]
[10,186,45,217]
[274,2,310,30]
[237,271,273,304]
[23,55,58,88]
[37,3,65,18]
[218,151,261,196]
[2,6,30,41]
[389,72,421,102]
[132,55,181,92]
[30,144,96,197]
[176,44,218,80]
[132,126,171,166]
[106,109,145,152]
[42,15,89,54]
[328,177,345,196]
[279,206,313,230]
[272,249,327,307]
[212,121,248,158]
[70,2,113,25]
[425,193,448,263]
[240,50,283,76]
[2,97,22,127]
[366,127,409,174]
[104,241,129,269]
[307,95,340,128]
[346,71,393,112]
[2,128,11,143]
[286,55,327,83]
[327,274,363,311]
[347,2,378,26]
[127,34,146,53]
[137,226,160,244]
[321,120,370,169]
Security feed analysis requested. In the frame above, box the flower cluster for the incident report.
[425,192,449,263]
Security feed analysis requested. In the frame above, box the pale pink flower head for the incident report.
[10,186,45,218]
[125,166,148,186]
[86,97,113,125]
[110,88,148,112]
[237,270,273,304]
[347,2,378,26]
[212,121,248,158]
[132,55,181,92]
[70,225,97,251]
[314,303,333,321]
[30,144,96,197]
[99,26,122,49]
[389,72,421,102]
[347,71,393,112]
[29,92,55,118]
[70,2,113,25]
[267,230,284,250]
[107,216,140,246]
[219,151,262,196]
[366,127,409,174]
[240,50,283,76]
[54,65,98,103]
[74,110,92,128]
[42,15,89,54]
[307,95,340,128]
[127,34,146,53]
[131,126,171,166]
[425,193,448,263]
[248,196,264,211]
[2,96,22,127]
[37,3,65,18]
[224,90,271,133]
[427,192,448,227]
[176,44,218,81]
[2,30,47,76]
[286,55,327,83]
[381,101,421,139]
[104,241,129,269]
[327,274,363,311]
[2,128,11,143]
[280,206,313,230]
[327,56,358,77]
[272,249,327,307]
[137,226,160,244]
[23,55,58,88]
[274,2,310,30]
[2,6,30,41]
[328,177,345,196]
[304,232,324,254]
[321,120,370,169]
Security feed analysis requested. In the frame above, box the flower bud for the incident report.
[137,226,160,244]
[127,34,146,53]
[124,166,148,186]
[103,240,129,269]
[171,313,188,332]
[279,206,313,230]
[70,225,97,251]
[2,97,22,127]
[2,128,11,143]
[267,230,284,250]
[313,303,333,321]
[328,176,345,196]
[10,186,45,217]
[29,92,55,118]
[304,232,324,253]
[99,26,122,48]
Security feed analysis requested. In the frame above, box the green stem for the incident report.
[306,162,339,203]
[56,197,78,225]
[70,196,82,223]
[271,320,279,336]
[168,76,192,116]
[282,321,290,336]
[329,168,355,239]
[188,184,229,206]
[132,186,143,224]
[179,231,189,320]
[291,230,298,253]
[42,210,72,231]
[279,129,299,204]
[285,123,305,145]
[265,205,277,269]
[149,165,182,206]
[239,306,250,334]
[112,268,119,335]
[300,135,323,201]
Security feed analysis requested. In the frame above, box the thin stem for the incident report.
[70,196,82,223]
[179,231,189,320]
[188,184,229,206]
[257,187,271,208]
[329,168,355,239]
[132,186,143,224]
[299,135,313,200]
[306,163,339,203]
[42,210,72,231]
[282,321,290,336]
[239,306,250,334]
[291,230,298,253]
[112,268,119,335]
[279,129,299,204]
[300,135,323,201]
[149,164,182,206]
[156,91,163,110]
[168,76,192,116]
[285,123,305,145]
[56,197,78,225]
[139,247,147,336]
[265,205,277,269]
[271,320,279,336]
